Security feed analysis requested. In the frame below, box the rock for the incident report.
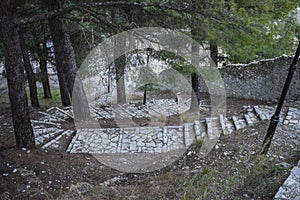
[2,173,9,177]
[278,162,292,169]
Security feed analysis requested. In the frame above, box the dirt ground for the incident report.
[0,92,299,199]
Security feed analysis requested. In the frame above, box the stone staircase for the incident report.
[31,103,300,154]
[31,107,75,150]
[65,105,284,154]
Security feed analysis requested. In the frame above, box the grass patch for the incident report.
[27,87,61,108]
[0,87,61,108]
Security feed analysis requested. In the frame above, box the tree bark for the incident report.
[46,0,72,106]
[210,41,218,67]
[111,9,127,105]
[47,0,90,119]
[72,78,91,122]
[57,73,71,107]
[0,0,35,147]
[115,54,127,104]
[190,72,201,110]
[37,40,52,99]
[47,0,76,98]
[20,31,40,108]
[189,40,201,111]
[143,84,147,105]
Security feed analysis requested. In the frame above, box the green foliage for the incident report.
[178,0,299,63]
[216,0,299,63]
[154,50,198,75]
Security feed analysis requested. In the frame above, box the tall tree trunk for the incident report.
[111,9,127,105]
[189,40,201,111]
[37,40,52,99]
[210,41,218,67]
[20,31,40,108]
[47,0,90,119]
[115,54,127,104]
[72,78,91,121]
[54,67,70,106]
[143,84,147,105]
[47,0,76,97]
[46,1,72,106]
[0,0,35,147]
[190,73,201,110]
[114,35,127,105]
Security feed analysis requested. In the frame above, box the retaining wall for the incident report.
[199,56,300,101]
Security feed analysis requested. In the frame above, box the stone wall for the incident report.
[199,56,300,101]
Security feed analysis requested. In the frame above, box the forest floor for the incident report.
[0,90,299,199]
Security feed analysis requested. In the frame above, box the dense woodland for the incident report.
[0,0,299,147]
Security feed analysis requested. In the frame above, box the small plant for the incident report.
[129,95,142,101]
[97,104,107,109]
[88,186,106,197]
[191,139,203,151]
[182,167,215,200]
[157,116,166,123]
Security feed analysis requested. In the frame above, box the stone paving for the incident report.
[284,107,300,128]
[274,160,300,200]
[66,125,191,154]
[66,104,286,154]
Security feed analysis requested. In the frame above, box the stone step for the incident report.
[274,160,300,200]
[223,117,235,135]
[232,116,247,130]
[219,114,227,135]
[283,107,300,126]
[91,106,113,119]
[114,106,131,119]
[253,105,273,121]
[42,130,74,149]
[183,123,195,146]
[32,107,76,149]
[52,107,74,120]
[244,108,260,125]
[206,117,222,140]
[38,111,66,122]
[127,105,149,118]
[34,128,64,145]
[140,105,162,117]
[194,120,206,140]
[253,105,289,123]
[31,120,61,127]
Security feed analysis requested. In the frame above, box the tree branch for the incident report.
[17,1,189,26]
